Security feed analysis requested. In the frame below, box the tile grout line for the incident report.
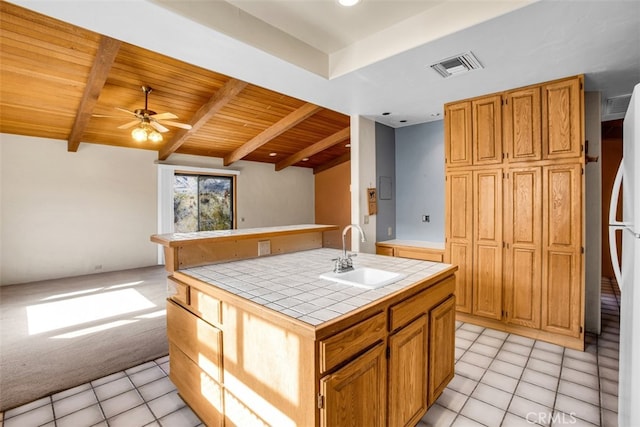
[89,377,110,427]
[122,362,167,426]
[50,396,57,427]
[499,333,536,427]
[550,345,566,424]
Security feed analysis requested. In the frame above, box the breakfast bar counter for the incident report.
[151,224,337,273]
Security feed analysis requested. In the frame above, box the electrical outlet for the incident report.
[422,215,430,223]
[258,240,271,256]
[387,226,392,236]
[364,215,369,224]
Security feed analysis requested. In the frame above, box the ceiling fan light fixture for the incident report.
[148,130,163,143]
[338,0,360,6]
[131,126,148,142]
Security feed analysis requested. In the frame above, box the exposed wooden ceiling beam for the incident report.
[158,78,248,160]
[224,103,323,166]
[314,152,351,175]
[67,36,121,152]
[276,126,350,171]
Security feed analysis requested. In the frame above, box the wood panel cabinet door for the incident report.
[472,169,503,320]
[504,87,541,162]
[542,77,583,160]
[445,171,473,313]
[541,163,583,338]
[428,296,455,405]
[445,101,472,167]
[320,343,386,427]
[472,95,503,165]
[504,167,542,329]
[388,316,428,427]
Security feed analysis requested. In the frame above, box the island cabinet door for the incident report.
[388,315,429,427]
[428,296,456,405]
[319,343,386,427]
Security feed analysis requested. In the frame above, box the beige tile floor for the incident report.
[1,279,619,427]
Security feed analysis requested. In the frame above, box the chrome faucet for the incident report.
[333,224,367,273]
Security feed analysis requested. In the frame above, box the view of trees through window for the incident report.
[173,174,234,232]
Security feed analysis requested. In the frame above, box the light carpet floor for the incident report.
[0,266,169,412]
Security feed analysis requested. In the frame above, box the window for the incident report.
[173,173,235,232]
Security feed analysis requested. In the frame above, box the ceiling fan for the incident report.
[116,86,192,143]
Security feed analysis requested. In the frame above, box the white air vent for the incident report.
[430,52,483,78]
[605,94,632,115]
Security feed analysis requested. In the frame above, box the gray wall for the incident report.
[584,92,602,334]
[375,122,396,241]
[395,121,445,242]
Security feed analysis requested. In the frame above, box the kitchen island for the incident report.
[153,227,457,427]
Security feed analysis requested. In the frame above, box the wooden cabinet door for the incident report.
[542,77,583,159]
[445,171,473,313]
[388,316,428,427]
[473,169,503,320]
[445,101,472,167]
[320,343,386,427]
[504,87,541,162]
[472,95,503,165]
[541,163,583,338]
[428,296,455,405]
[504,167,542,329]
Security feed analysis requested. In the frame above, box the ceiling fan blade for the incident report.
[150,112,178,120]
[150,121,170,133]
[157,120,193,130]
[115,107,138,117]
[118,120,141,130]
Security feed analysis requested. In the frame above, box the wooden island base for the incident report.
[152,226,457,427]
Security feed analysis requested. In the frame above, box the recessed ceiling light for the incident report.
[400,120,407,123]
[338,0,361,6]
[431,113,441,117]
[345,143,351,148]
[269,152,277,157]
[302,158,309,162]
[382,112,391,116]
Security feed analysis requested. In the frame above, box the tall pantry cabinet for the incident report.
[444,75,585,350]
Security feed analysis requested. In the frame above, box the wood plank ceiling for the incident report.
[0,2,351,172]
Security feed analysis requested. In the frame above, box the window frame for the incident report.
[173,170,237,232]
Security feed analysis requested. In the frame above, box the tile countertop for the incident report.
[180,247,454,326]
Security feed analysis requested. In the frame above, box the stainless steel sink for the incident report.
[319,267,406,289]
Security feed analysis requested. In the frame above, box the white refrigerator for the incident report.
[609,82,640,427]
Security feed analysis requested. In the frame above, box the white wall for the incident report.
[351,116,377,253]
[1,135,315,285]
[1,135,158,285]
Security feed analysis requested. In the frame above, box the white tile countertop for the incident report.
[180,248,453,326]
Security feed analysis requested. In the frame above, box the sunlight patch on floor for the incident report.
[27,288,156,335]
[51,319,139,339]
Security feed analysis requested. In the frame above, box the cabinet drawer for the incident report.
[389,276,455,331]
[394,247,443,262]
[167,300,222,382]
[375,245,394,256]
[190,287,222,326]
[169,343,224,427]
[167,277,189,305]
[319,312,386,374]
